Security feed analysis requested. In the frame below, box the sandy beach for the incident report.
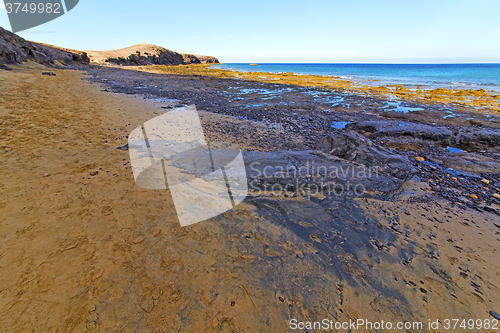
[0,60,499,332]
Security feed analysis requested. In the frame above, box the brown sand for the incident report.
[0,62,313,332]
[1,63,499,332]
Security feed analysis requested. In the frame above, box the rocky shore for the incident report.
[84,66,500,329]
[89,66,500,211]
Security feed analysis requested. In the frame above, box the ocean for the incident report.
[211,63,500,92]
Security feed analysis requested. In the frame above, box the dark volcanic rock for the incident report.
[490,311,500,320]
[106,50,185,66]
[1,26,50,64]
[455,128,500,148]
[244,149,413,194]
[181,53,219,64]
[347,120,500,149]
[317,131,416,181]
[156,144,417,195]
[442,153,500,174]
[347,121,453,143]
[0,26,89,66]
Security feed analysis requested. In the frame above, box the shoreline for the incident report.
[213,63,500,92]
[115,63,500,117]
[88,64,500,206]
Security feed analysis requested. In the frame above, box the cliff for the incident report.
[0,26,89,68]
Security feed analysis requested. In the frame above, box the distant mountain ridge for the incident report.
[85,43,219,66]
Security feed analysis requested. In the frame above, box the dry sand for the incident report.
[1,62,499,332]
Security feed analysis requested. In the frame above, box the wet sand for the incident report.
[1,62,500,332]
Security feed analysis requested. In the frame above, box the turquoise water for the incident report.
[212,63,500,92]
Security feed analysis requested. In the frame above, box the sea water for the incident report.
[212,63,500,92]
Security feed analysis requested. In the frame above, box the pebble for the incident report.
[296,251,304,259]
[212,318,219,328]
[42,72,56,76]
[151,227,161,237]
[278,296,285,302]
[469,194,478,200]
[481,179,490,185]
[415,156,425,162]
[85,304,96,312]
[493,194,500,200]
[392,225,404,233]
[133,236,145,244]
[420,288,428,294]
[116,145,129,151]
[87,312,98,322]
[490,311,500,320]
[43,173,50,177]
[90,171,98,176]
[484,206,499,214]
[230,300,235,306]
[434,217,444,224]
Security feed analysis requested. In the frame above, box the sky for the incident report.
[1,0,500,63]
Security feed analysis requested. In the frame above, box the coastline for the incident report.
[89,64,500,208]
[1,62,500,331]
[214,63,500,91]
[121,63,500,118]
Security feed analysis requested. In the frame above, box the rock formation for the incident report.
[0,26,89,68]
[346,120,500,149]
[317,131,416,182]
[1,27,218,69]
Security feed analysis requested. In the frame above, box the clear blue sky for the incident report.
[1,0,499,63]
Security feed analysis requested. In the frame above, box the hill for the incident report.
[85,43,219,66]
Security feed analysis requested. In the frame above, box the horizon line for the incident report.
[219,61,500,65]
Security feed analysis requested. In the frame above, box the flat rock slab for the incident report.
[317,131,415,180]
[243,149,414,194]
[442,153,500,174]
[347,121,453,142]
[347,120,500,148]
[455,128,500,147]
[242,131,416,194]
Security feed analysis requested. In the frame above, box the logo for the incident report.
[128,105,248,227]
[4,0,79,33]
